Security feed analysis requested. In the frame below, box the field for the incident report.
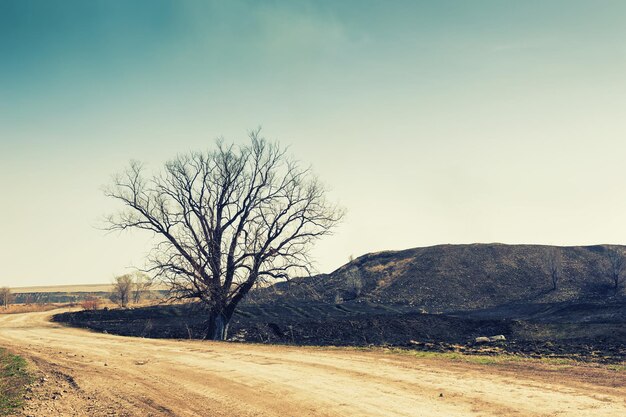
[10,284,116,294]
[8,283,168,305]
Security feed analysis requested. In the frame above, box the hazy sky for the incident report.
[2,1,626,286]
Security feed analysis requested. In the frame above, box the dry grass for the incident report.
[307,342,621,365]
[0,298,166,316]
[0,304,67,315]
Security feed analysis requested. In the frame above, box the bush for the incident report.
[81,297,101,311]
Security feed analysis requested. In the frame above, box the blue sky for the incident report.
[2,1,626,286]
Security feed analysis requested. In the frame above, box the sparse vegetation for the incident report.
[111,275,133,308]
[607,246,625,291]
[132,272,152,304]
[0,288,12,309]
[544,247,562,291]
[81,296,102,311]
[0,303,63,315]
[0,348,31,415]
[344,267,363,299]
[272,244,625,310]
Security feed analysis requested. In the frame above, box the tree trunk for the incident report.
[206,310,231,341]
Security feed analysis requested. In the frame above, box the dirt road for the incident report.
[0,310,624,417]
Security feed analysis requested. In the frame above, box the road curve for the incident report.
[0,310,624,417]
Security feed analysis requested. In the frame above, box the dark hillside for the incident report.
[267,244,625,311]
[55,243,626,363]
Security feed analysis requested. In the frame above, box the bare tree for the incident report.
[132,272,153,304]
[344,267,363,299]
[105,132,343,340]
[606,246,625,291]
[544,247,562,291]
[111,274,133,308]
[0,287,11,309]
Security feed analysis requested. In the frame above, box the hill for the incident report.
[267,243,625,311]
[55,243,626,362]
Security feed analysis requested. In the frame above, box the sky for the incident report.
[2,0,626,287]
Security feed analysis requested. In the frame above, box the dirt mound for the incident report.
[266,244,626,310]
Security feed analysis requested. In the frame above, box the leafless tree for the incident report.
[105,131,344,340]
[606,246,625,291]
[0,287,11,309]
[132,272,153,304]
[345,267,363,298]
[111,274,133,308]
[544,247,562,291]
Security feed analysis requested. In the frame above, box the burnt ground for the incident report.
[53,299,626,364]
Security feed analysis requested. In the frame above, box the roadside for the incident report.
[54,301,626,364]
[0,348,31,416]
[1,309,624,417]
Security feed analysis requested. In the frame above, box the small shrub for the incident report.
[81,297,101,311]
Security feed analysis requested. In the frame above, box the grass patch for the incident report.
[0,348,31,415]
[319,345,625,369]
[379,347,626,370]
[0,304,64,315]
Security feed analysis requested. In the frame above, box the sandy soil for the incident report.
[0,310,624,417]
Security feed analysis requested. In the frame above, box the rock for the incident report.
[475,335,506,343]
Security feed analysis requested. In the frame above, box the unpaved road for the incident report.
[0,310,624,417]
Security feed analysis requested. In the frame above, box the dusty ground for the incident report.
[0,310,624,417]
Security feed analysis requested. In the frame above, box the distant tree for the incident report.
[132,272,152,304]
[0,287,11,309]
[606,247,625,291]
[105,132,343,340]
[111,275,133,308]
[544,248,562,291]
